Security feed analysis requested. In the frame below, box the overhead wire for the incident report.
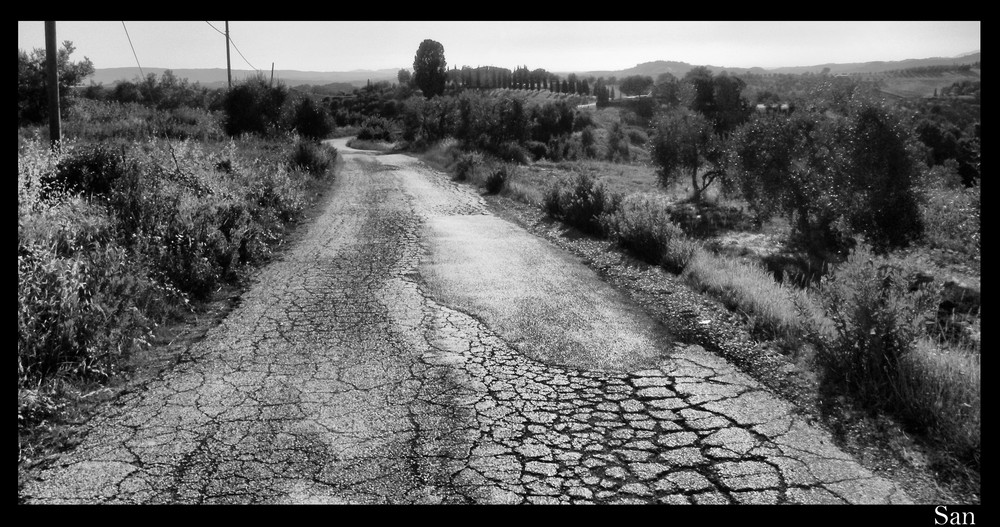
[122,21,144,77]
[206,21,260,72]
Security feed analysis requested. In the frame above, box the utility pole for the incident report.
[270,62,274,87]
[225,21,232,89]
[44,21,61,146]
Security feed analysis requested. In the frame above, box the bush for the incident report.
[485,165,508,194]
[524,140,549,160]
[223,74,289,137]
[543,173,621,236]
[487,140,530,164]
[815,243,940,406]
[292,97,333,139]
[600,193,694,272]
[812,242,979,468]
[46,144,129,199]
[290,140,337,177]
[356,115,395,141]
[453,151,482,182]
[626,128,649,146]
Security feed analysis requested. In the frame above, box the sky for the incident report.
[18,21,981,74]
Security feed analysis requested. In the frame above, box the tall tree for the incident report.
[397,69,412,86]
[412,39,447,99]
[711,72,750,135]
[652,72,681,107]
[682,66,715,114]
[18,41,94,125]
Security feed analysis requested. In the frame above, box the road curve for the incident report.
[19,138,912,504]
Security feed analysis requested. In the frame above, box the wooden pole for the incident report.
[225,21,232,89]
[44,21,61,146]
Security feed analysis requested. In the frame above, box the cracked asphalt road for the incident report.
[20,139,912,505]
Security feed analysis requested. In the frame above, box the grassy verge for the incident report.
[18,103,339,484]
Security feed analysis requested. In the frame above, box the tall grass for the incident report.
[18,123,334,397]
[683,251,820,343]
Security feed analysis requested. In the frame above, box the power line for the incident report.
[122,21,144,77]
[205,21,225,37]
[206,21,259,72]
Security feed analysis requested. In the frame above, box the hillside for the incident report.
[569,52,981,79]
[87,51,980,92]
[86,67,401,89]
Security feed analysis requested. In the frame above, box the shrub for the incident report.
[811,242,979,468]
[290,140,337,177]
[46,144,129,198]
[356,115,395,141]
[573,111,594,131]
[524,140,549,161]
[626,128,649,146]
[814,243,940,406]
[291,97,333,139]
[543,173,621,236]
[485,165,508,194]
[601,193,694,272]
[223,74,289,137]
[453,151,482,182]
[487,140,530,164]
[606,123,630,162]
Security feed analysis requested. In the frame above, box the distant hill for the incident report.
[86,67,401,89]
[87,51,980,91]
[567,52,981,79]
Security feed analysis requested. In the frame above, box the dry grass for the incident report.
[682,249,819,343]
[898,337,980,468]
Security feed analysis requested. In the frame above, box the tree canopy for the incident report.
[17,41,95,125]
[412,39,447,99]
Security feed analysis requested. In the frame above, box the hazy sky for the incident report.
[18,21,981,73]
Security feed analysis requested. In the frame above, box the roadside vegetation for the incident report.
[18,50,338,483]
[19,39,979,501]
[389,48,980,497]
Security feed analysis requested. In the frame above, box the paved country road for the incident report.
[20,138,912,505]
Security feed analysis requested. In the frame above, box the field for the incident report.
[877,68,981,98]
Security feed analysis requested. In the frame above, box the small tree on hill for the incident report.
[619,75,654,96]
[398,69,412,86]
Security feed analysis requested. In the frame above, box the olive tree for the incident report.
[650,107,725,201]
